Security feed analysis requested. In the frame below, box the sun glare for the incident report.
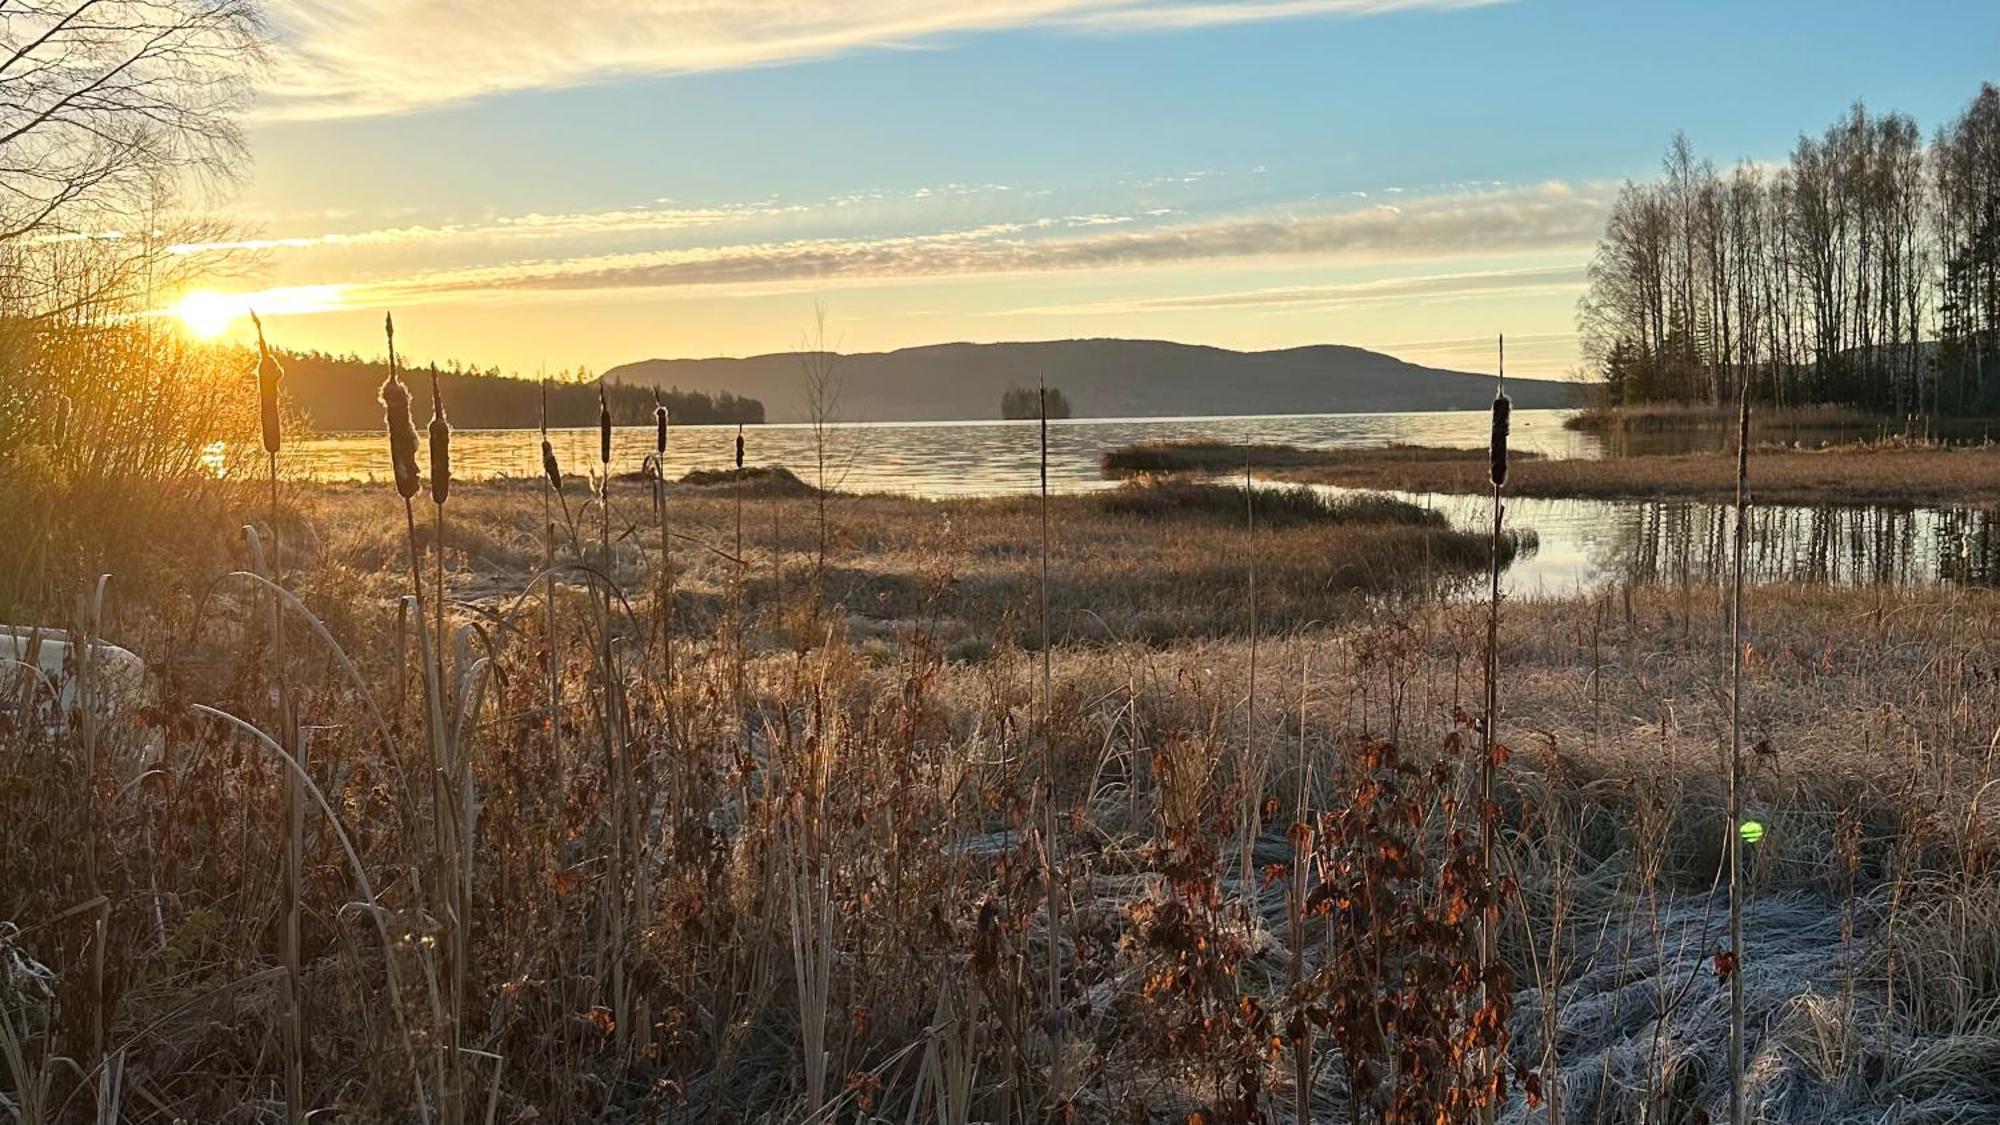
[175,289,241,340]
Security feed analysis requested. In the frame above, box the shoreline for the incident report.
[1102,439,2000,507]
[1564,402,2000,441]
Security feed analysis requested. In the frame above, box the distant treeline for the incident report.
[1581,82,2000,415]
[1000,384,1072,420]
[272,350,765,431]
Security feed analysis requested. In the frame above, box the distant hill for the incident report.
[272,351,763,431]
[603,339,1583,423]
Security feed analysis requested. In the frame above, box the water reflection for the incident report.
[1373,489,2000,597]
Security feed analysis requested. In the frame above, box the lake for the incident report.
[290,409,2000,597]
[289,408,1598,495]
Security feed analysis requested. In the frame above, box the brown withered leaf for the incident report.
[1714,949,1739,981]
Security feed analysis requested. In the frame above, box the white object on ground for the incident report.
[1,628,154,758]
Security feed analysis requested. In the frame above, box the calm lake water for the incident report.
[291,409,1598,495]
[290,409,2000,597]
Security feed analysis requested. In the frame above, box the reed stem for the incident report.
[1038,380,1063,1105]
[1727,381,1751,1125]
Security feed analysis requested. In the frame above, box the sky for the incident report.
[174,0,2000,381]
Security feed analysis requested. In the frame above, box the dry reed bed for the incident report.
[1256,443,2000,507]
[297,478,1518,649]
[1560,403,1880,434]
[1098,440,1535,477]
[4,474,1998,1123]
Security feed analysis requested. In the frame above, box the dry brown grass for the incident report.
[1261,442,2000,506]
[1100,439,1530,476]
[5,470,1999,1123]
[1563,402,1878,434]
[304,477,1513,649]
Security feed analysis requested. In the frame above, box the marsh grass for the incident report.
[7,408,2000,1125]
[1260,443,2000,506]
[1096,478,1445,528]
[1100,439,1538,477]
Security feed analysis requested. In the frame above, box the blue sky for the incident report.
[184,0,2000,380]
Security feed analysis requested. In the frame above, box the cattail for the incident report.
[598,384,613,468]
[1489,389,1511,488]
[542,438,563,493]
[252,311,282,455]
[380,313,421,499]
[655,402,668,458]
[428,366,451,507]
[735,423,745,471]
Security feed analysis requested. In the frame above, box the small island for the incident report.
[1000,384,1072,420]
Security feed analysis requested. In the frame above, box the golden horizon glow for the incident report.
[164,285,352,344]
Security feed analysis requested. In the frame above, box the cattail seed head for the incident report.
[380,311,420,498]
[381,373,422,500]
[735,423,745,471]
[598,385,612,467]
[1489,389,1512,488]
[252,311,282,455]
[655,404,668,457]
[542,438,563,493]
[427,367,451,507]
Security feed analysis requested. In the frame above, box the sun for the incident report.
[174,289,241,340]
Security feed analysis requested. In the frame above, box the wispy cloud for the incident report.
[995,263,1587,316]
[339,181,1608,303]
[1056,0,1500,32]
[168,200,808,256]
[262,0,1505,119]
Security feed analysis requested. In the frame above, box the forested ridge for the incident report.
[1580,82,2000,415]
[272,350,765,431]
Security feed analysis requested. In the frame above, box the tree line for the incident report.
[274,350,765,431]
[1580,82,2000,416]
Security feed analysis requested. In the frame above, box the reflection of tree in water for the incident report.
[1932,510,2000,586]
[1604,501,2000,588]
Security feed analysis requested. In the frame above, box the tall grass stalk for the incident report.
[428,367,452,741]
[251,310,303,1125]
[382,313,462,1117]
[1481,337,1511,1125]
[595,383,633,1056]
[1727,380,1751,1124]
[540,378,560,767]
[1037,379,1063,1104]
[1289,642,1313,1125]
[1239,454,1261,924]
[426,363,472,1115]
[734,422,746,749]
[653,398,674,701]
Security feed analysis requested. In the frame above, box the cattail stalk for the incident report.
[428,367,452,736]
[1480,335,1511,1125]
[1038,379,1063,1104]
[595,382,632,1055]
[1240,453,1260,924]
[541,377,561,768]
[1727,378,1751,1125]
[381,311,455,1112]
[733,423,745,733]
[253,311,303,1125]
[423,362,468,1101]
[654,399,674,700]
